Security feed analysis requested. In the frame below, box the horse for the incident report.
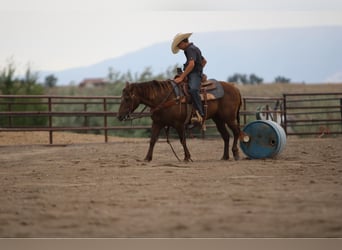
[117,80,242,162]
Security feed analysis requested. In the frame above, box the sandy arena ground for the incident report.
[0,132,341,238]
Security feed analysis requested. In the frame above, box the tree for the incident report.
[108,67,125,84]
[138,67,153,81]
[0,61,47,127]
[228,73,248,84]
[0,61,17,94]
[44,74,58,88]
[227,73,263,85]
[165,64,180,79]
[22,66,40,93]
[249,73,263,85]
[274,76,291,83]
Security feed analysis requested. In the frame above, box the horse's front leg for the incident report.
[144,122,163,162]
[176,126,191,162]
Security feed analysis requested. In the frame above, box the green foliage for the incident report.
[274,76,291,83]
[0,62,47,127]
[249,74,263,84]
[0,62,44,95]
[228,73,292,85]
[44,74,58,88]
[0,62,18,94]
[227,73,263,85]
[107,65,179,84]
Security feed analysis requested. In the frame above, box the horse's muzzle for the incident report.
[117,113,130,121]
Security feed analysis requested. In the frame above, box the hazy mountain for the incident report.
[40,26,342,85]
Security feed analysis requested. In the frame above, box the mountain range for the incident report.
[40,26,342,85]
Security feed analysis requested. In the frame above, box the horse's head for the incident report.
[117,82,141,121]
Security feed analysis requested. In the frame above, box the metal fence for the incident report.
[0,93,341,144]
[283,92,342,136]
[0,95,121,144]
[241,93,342,136]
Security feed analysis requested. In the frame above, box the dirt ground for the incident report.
[0,132,341,238]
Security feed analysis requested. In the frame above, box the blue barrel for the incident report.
[240,120,286,159]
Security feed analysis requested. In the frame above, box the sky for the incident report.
[1,0,342,74]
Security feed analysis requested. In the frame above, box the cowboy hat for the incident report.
[171,32,192,54]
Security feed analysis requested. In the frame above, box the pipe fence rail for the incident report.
[0,92,341,144]
[283,92,342,136]
[0,95,123,144]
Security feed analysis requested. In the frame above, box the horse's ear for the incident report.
[125,81,130,88]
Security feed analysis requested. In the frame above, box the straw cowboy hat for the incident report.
[171,32,192,54]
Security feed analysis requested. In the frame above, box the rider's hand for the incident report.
[174,76,184,84]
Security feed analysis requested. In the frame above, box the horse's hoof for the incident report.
[221,156,229,161]
[183,157,193,162]
[234,155,240,161]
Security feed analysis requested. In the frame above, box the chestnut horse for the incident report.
[117,80,242,162]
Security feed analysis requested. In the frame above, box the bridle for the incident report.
[121,93,146,121]
[122,81,179,121]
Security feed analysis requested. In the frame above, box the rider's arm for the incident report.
[201,57,207,68]
[174,60,195,84]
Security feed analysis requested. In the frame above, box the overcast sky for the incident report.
[1,0,342,73]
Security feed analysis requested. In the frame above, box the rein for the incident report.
[164,126,182,162]
[125,105,149,121]
[149,81,179,113]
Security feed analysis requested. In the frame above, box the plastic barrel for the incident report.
[240,120,286,159]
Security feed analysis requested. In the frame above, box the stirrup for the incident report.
[191,110,203,124]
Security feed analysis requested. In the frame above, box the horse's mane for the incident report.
[131,80,173,99]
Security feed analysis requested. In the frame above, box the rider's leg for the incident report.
[188,72,204,118]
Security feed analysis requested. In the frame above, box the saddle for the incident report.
[171,72,224,131]
[172,76,224,103]
[200,79,219,100]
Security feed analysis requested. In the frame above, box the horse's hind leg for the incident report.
[227,121,241,161]
[213,118,230,160]
[144,122,162,162]
[176,126,191,161]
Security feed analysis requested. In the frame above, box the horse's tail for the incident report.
[236,90,242,126]
[237,89,249,142]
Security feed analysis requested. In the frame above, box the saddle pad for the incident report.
[200,79,224,100]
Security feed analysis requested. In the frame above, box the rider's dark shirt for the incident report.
[183,43,204,74]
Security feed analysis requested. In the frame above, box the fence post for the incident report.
[48,97,53,144]
[340,98,342,127]
[103,98,108,143]
[84,103,88,133]
[283,94,288,135]
[243,98,247,125]
[8,103,12,127]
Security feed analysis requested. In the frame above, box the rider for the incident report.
[172,32,207,123]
